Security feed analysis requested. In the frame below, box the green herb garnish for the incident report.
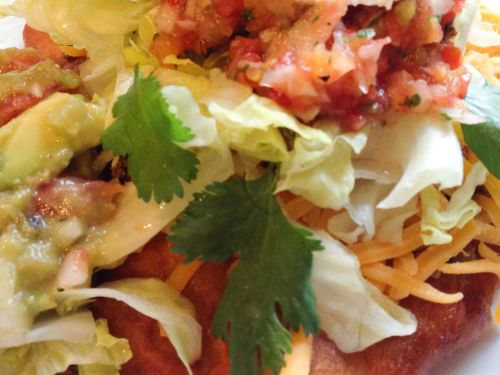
[102,66,199,203]
[170,172,322,375]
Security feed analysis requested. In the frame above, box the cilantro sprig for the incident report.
[461,71,500,178]
[170,172,323,375]
[102,66,199,203]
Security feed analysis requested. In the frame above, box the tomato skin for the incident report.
[0,93,50,126]
[23,26,67,67]
[228,37,263,64]
[213,0,244,18]
[227,37,263,77]
[0,49,44,73]
[440,11,455,27]
[441,45,462,70]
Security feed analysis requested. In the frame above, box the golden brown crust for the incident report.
[92,235,231,375]
[93,236,498,375]
[310,273,498,375]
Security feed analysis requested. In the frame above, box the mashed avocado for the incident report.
[0,93,105,345]
[0,60,81,100]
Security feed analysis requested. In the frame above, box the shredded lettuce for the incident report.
[3,0,153,93]
[312,231,417,352]
[206,92,367,209]
[453,0,482,51]
[327,211,366,245]
[86,148,233,268]
[420,162,487,245]
[279,123,367,210]
[206,95,294,162]
[58,278,201,375]
[155,67,366,209]
[0,319,131,375]
[354,114,463,209]
[161,85,229,158]
[336,179,418,243]
[0,311,96,349]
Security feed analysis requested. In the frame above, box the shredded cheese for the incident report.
[366,277,387,293]
[280,330,313,375]
[478,242,500,263]
[439,259,500,278]
[389,253,419,300]
[166,260,204,292]
[350,222,423,265]
[475,221,500,245]
[160,259,204,338]
[416,220,481,281]
[284,196,316,221]
[475,194,500,227]
[485,174,500,208]
[59,45,87,58]
[361,263,464,304]
[396,252,419,276]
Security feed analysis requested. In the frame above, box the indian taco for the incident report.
[0,0,498,374]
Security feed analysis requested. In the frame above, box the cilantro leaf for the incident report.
[461,71,500,178]
[170,173,322,375]
[102,66,199,203]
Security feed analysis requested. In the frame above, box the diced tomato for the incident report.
[151,31,186,60]
[165,0,186,5]
[441,45,462,70]
[255,86,292,107]
[213,0,244,18]
[228,37,263,65]
[440,11,456,27]
[33,178,124,226]
[227,37,263,78]
[23,26,67,67]
[0,91,54,126]
[0,49,44,73]
[152,0,243,60]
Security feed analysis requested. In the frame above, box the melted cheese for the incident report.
[280,330,313,375]
[167,260,203,292]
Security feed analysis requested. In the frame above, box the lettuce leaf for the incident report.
[420,162,487,245]
[0,319,131,375]
[84,148,232,268]
[278,124,367,210]
[453,0,481,50]
[161,85,229,157]
[4,0,153,93]
[0,311,96,349]
[311,231,417,352]
[156,66,366,210]
[206,95,294,162]
[354,114,463,209]
[58,278,201,375]
[206,92,367,209]
[327,181,418,245]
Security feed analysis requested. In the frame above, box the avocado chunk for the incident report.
[0,60,81,100]
[0,93,105,190]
